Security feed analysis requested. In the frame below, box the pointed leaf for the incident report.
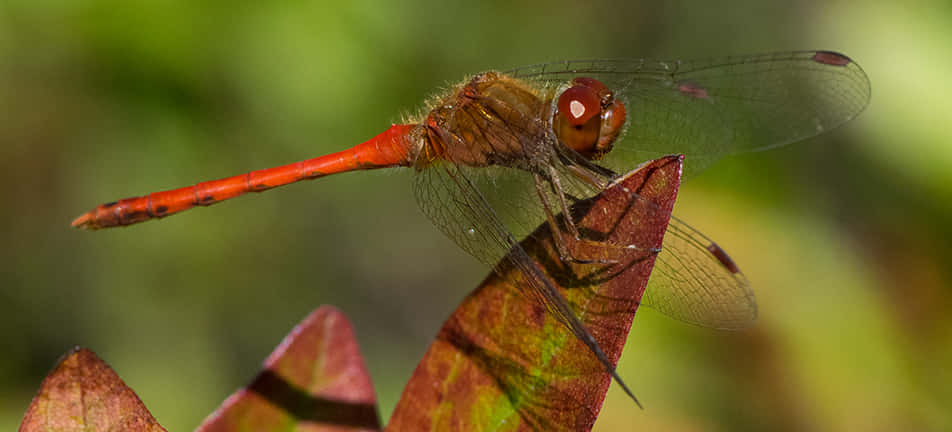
[19,347,167,432]
[198,306,380,432]
[388,156,683,431]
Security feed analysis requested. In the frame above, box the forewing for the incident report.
[508,51,871,178]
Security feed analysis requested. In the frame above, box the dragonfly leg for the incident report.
[562,162,665,254]
[564,162,610,190]
[534,172,615,265]
[545,165,664,262]
[537,168,657,265]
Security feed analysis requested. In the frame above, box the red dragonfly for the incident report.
[72,51,870,406]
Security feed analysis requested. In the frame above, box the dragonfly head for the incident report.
[553,77,626,160]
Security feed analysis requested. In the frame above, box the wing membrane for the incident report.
[644,216,756,329]
[508,51,871,177]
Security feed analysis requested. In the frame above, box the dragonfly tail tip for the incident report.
[70,213,98,230]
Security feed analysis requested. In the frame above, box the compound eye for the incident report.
[554,77,626,160]
[571,77,611,100]
[557,85,601,126]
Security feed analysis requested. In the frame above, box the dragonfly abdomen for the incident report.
[72,170,287,229]
[72,124,417,230]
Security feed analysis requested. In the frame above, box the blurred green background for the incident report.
[2,1,950,430]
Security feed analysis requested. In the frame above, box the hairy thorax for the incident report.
[415,72,553,170]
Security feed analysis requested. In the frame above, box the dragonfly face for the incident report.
[553,77,627,161]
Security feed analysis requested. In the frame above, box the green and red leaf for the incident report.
[197,306,380,432]
[19,347,167,432]
[387,156,683,431]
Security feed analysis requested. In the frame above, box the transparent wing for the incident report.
[507,51,871,177]
[412,162,540,267]
[413,150,758,332]
[644,215,756,329]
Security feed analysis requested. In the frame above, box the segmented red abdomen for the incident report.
[72,124,417,230]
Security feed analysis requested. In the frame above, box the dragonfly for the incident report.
[72,50,871,407]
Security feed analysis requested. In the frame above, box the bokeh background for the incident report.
[2,1,950,430]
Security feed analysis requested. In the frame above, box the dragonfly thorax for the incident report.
[418,72,555,170]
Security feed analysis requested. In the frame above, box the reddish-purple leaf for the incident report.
[197,305,380,432]
[387,156,683,431]
[19,347,167,432]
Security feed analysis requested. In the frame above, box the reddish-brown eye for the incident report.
[571,77,611,101]
[597,99,626,150]
[554,77,627,160]
[557,85,601,126]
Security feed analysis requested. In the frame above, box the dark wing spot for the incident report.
[678,81,709,99]
[812,51,852,67]
[706,242,740,274]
